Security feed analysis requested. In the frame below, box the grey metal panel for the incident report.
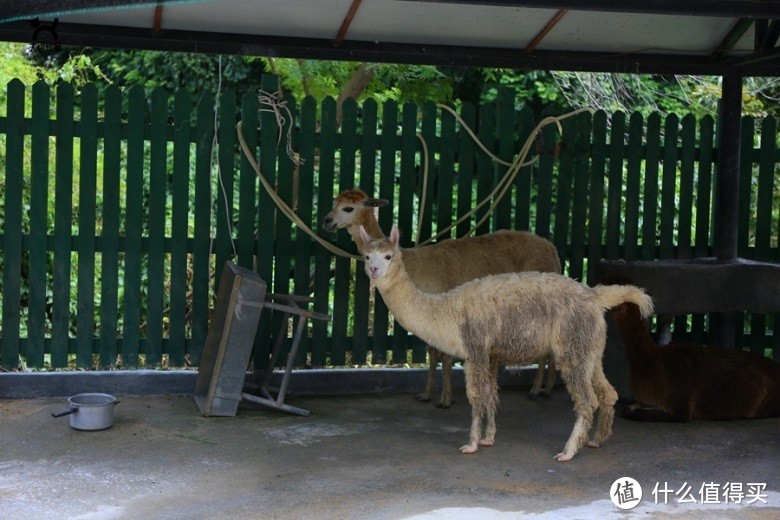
[193,261,266,417]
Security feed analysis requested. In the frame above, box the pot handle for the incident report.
[51,407,79,418]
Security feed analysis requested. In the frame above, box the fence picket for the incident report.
[145,88,168,367]
[1,79,25,369]
[51,82,75,368]
[98,85,122,367]
[495,88,514,230]
[373,100,398,364]
[393,101,419,363]
[514,106,535,232]
[191,91,215,365]
[214,90,237,288]
[312,97,337,367]
[605,111,626,260]
[27,81,50,368]
[476,102,496,235]
[586,111,608,284]
[419,101,437,243]
[456,103,476,238]
[535,113,557,240]
[438,104,456,239]
[76,84,99,368]
[331,98,358,366]
[568,112,592,282]
[660,114,679,260]
[624,112,643,260]
[122,86,145,364]
[737,116,755,258]
[694,115,715,258]
[553,116,576,270]
[642,113,661,260]
[678,114,696,259]
[294,96,317,364]
[351,98,379,365]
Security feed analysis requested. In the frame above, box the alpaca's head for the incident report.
[360,224,401,281]
[321,188,388,233]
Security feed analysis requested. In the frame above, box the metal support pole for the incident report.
[713,69,743,348]
[714,69,742,261]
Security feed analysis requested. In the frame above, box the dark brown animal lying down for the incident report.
[610,302,780,422]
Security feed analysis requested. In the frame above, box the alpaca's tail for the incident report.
[593,285,653,318]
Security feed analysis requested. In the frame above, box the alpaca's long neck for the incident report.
[374,260,463,359]
[348,213,385,254]
[612,304,658,369]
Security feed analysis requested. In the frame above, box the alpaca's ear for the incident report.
[359,225,372,245]
[364,198,389,208]
[389,224,400,247]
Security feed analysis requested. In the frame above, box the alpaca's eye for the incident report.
[343,207,354,213]
[385,254,392,260]
[365,255,370,260]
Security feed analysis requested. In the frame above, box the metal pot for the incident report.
[51,393,119,431]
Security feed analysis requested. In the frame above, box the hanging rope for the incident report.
[236,120,360,260]
[414,105,593,246]
[236,91,593,259]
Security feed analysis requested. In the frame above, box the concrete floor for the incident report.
[1,387,778,520]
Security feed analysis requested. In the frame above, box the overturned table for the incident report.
[194,261,330,417]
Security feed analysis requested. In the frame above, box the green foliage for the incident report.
[267,58,454,105]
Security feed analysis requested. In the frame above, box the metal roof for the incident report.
[0,0,778,75]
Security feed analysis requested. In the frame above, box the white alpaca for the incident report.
[360,225,653,461]
[322,188,559,406]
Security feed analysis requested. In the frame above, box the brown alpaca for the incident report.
[322,188,559,406]
[361,225,653,461]
[610,302,780,421]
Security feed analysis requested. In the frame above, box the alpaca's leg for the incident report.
[460,358,489,454]
[416,346,438,403]
[543,358,557,395]
[528,359,546,399]
[555,362,598,462]
[437,352,453,409]
[587,363,618,448]
[479,357,501,447]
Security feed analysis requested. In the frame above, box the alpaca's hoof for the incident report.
[478,438,494,447]
[435,401,452,409]
[587,440,600,448]
[415,394,431,403]
[528,390,550,400]
[460,444,479,454]
[554,452,573,462]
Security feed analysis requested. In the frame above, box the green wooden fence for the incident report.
[0,76,778,370]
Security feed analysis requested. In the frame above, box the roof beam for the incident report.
[334,0,363,46]
[400,0,780,19]
[711,19,754,62]
[1,20,778,76]
[524,9,568,53]
[758,19,780,49]
[0,0,189,24]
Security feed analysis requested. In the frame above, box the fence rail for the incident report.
[1,76,778,370]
